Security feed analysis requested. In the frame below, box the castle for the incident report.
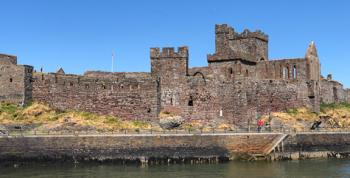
[1,24,349,126]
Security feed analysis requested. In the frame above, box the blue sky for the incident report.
[1,0,350,87]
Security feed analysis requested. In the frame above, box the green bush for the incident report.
[286,108,298,115]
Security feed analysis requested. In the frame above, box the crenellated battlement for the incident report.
[215,24,268,42]
[150,46,188,59]
[215,24,234,34]
[234,29,268,42]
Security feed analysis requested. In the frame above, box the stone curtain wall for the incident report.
[0,133,282,162]
[32,72,158,120]
[175,78,311,126]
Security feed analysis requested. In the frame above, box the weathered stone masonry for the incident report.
[1,133,350,162]
[0,133,283,162]
[32,71,158,121]
[0,24,349,125]
[0,54,33,105]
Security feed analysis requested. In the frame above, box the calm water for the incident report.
[1,159,350,178]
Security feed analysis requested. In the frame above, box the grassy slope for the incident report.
[1,102,350,132]
[260,103,350,131]
[0,102,151,132]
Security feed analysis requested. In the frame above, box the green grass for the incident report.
[320,102,350,113]
[0,103,20,115]
[104,116,121,124]
[286,108,298,115]
[132,120,148,128]
[78,111,98,120]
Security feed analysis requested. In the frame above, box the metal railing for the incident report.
[1,127,350,137]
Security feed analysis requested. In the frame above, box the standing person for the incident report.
[257,119,264,132]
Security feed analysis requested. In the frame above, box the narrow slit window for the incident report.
[188,96,193,106]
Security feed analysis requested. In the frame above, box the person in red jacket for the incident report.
[257,119,264,132]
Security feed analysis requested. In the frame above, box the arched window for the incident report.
[293,65,297,79]
[9,78,13,82]
[245,69,249,77]
[282,67,288,79]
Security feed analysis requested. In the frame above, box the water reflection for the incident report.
[0,159,350,178]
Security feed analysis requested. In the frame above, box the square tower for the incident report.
[208,24,269,62]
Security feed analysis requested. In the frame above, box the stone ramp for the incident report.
[223,133,287,160]
[250,134,288,160]
[263,134,288,154]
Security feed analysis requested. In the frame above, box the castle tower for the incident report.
[150,47,189,114]
[208,24,269,62]
[207,25,269,81]
[0,53,33,105]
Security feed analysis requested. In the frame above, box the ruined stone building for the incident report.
[1,24,349,126]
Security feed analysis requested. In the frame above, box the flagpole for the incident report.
[111,51,114,73]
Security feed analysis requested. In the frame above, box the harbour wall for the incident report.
[0,133,349,164]
[273,132,350,160]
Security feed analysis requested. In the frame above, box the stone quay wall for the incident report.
[1,133,350,163]
[0,133,282,163]
[273,132,350,160]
